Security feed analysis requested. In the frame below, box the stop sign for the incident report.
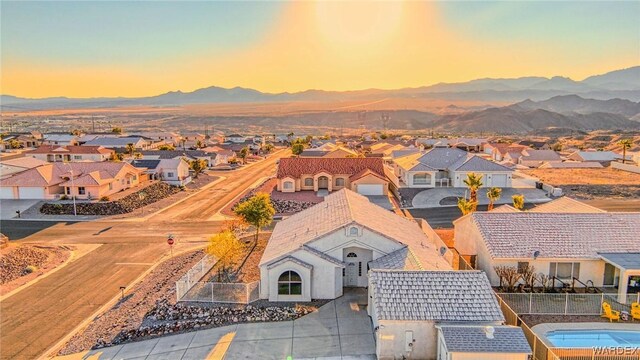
[167,237,175,246]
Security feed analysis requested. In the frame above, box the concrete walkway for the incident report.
[411,187,551,208]
[57,290,376,360]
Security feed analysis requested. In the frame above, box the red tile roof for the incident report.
[277,157,385,179]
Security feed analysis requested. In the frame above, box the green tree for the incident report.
[380,133,388,140]
[133,152,143,159]
[8,139,21,149]
[70,129,82,136]
[195,139,203,149]
[262,143,274,153]
[125,143,135,156]
[304,135,313,144]
[618,139,633,164]
[158,144,175,151]
[190,158,207,178]
[111,127,123,134]
[233,193,275,245]
[512,194,525,210]
[239,146,250,164]
[457,197,476,216]
[486,187,502,211]
[206,230,244,282]
[463,173,483,205]
[109,153,124,162]
[291,142,305,156]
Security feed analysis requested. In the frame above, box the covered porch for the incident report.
[599,253,640,304]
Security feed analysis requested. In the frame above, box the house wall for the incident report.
[351,174,389,195]
[31,153,111,162]
[403,170,437,188]
[375,319,438,360]
[452,171,512,188]
[277,173,387,193]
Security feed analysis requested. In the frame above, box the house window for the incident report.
[413,173,431,184]
[167,172,174,178]
[358,262,362,276]
[335,178,345,187]
[346,252,357,258]
[550,262,580,280]
[78,187,86,195]
[277,271,302,295]
[65,187,70,195]
[283,181,293,190]
[73,155,82,160]
[517,262,529,274]
[342,268,345,277]
[304,178,313,187]
[349,227,358,236]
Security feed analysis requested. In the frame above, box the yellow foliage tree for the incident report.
[206,230,244,282]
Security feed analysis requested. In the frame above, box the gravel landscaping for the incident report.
[0,244,71,295]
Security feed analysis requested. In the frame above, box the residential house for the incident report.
[517,149,562,168]
[453,202,640,303]
[1,133,42,149]
[369,270,530,360]
[133,132,181,146]
[299,145,359,158]
[0,162,143,200]
[84,136,149,150]
[130,158,191,186]
[416,138,487,152]
[276,157,390,195]
[259,189,452,302]
[484,143,528,162]
[138,150,216,167]
[225,134,247,143]
[394,148,513,188]
[538,161,603,169]
[199,146,234,165]
[28,145,114,162]
[415,138,450,149]
[42,134,79,146]
[180,132,206,148]
[567,150,624,166]
[0,157,49,179]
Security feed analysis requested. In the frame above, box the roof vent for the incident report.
[484,326,495,339]
[533,250,540,260]
[439,246,447,256]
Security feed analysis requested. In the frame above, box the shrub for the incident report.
[60,195,69,200]
[23,265,37,274]
[179,185,186,191]
[100,196,110,202]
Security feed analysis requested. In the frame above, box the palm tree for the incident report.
[486,187,502,211]
[463,173,483,205]
[125,143,135,156]
[457,198,476,216]
[512,194,525,210]
[618,139,632,164]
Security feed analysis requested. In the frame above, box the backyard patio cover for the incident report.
[598,253,640,303]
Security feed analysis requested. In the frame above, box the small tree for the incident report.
[233,192,275,245]
[457,197,476,216]
[291,143,305,156]
[158,144,175,151]
[238,147,249,164]
[520,264,537,291]
[618,139,632,164]
[125,143,135,156]
[512,194,525,210]
[111,127,123,134]
[206,230,244,282]
[195,139,203,149]
[109,153,124,162]
[71,129,82,136]
[262,143,274,154]
[463,173,483,207]
[8,139,20,149]
[494,265,521,292]
[486,187,502,211]
[536,273,553,292]
[133,152,143,159]
[190,158,207,178]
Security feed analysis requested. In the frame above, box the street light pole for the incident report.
[64,163,77,216]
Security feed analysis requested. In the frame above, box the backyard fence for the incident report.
[179,281,260,304]
[498,292,640,316]
[549,348,640,360]
[176,255,217,301]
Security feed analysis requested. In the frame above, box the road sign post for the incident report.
[167,234,175,257]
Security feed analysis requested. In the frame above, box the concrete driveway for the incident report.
[411,187,551,208]
[0,199,40,220]
[59,289,376,360]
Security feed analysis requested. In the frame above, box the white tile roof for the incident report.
[470,212,640,259]
[529,197,605,213]
[370,270,504,322]
[369,247,424,271]
[440,325,531,353]
[260,189,450,269]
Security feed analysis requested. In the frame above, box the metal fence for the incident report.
[179,281,260,304]
[498,292,640,315]
[176,255,217,301]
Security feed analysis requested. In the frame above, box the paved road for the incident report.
[0,220,74,240]
[409,203,536,228]
[0,150,287,360]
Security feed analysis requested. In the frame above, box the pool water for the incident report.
[547,330,640,348]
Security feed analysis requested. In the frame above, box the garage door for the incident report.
[0,187,16,199]
[18,187,45,199]
[492,174,508,188]
[357,184,384,196]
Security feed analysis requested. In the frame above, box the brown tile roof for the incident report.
[28,145,113,155]
[277,157,385,179]
[0,162,140,187]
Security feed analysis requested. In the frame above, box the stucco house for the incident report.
[276,157,391,196]
[130,158,192,186]
[453,203,640,303]
[42,134,79,146]
[0,157,49,179]
[369,270,530,360]
[225,134,247,143]
[0,162,143,200]
[394,148,513,188]
[517,149,562,168]
[567,150,625,166]
[259,189,452,302]
[299,145,358,158]
[84,137,149,150]
[28,145,114,162]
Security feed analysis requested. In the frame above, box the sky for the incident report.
[1,1,639,98]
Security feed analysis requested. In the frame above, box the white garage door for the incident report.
[18,187,46,199]
[357,184,384,196]
[492,174,508,188]
[0,187,16,199]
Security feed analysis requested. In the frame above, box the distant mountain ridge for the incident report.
[2,66,639,110]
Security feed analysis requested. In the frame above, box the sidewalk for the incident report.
[55,289,376,360]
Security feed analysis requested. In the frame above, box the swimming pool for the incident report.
[546,330,640,348]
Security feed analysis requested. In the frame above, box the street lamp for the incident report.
[138,191,146,215]
[64,162,77,216]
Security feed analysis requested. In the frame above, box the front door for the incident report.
[345,253,359,287]
[318,176,329,189]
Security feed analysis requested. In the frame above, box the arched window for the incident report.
[304,178,313,187]
[278,271,302,295]
[346,252,358,258]
[349,227,359,236]
[335,178,345,187]
[283,181,293,190]
[413,173,431,184]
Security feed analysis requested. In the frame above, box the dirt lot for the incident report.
[523,168,640,200]
[0,244,71,296]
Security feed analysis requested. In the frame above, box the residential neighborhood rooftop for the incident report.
[439,325,532,354]
[276,157,385,179]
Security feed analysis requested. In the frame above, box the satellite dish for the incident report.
[533,250,540,260]
[439,246,447,256]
